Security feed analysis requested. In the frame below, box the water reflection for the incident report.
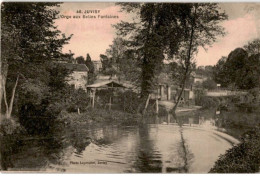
[132,123,162,173]
[1,114,233,173]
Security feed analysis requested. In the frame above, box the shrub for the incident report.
[65,88,90,113]
[196,95,219,109]
[117,90,142,114]
[18,102,56,135]
[57,108,141,127]
[0,118,25,170]
[95,90,142,114]
[210,128,260,173]
[235,103,259,113]
[0,118,25,136]
[202,79,217,90]
[45,101,67,118]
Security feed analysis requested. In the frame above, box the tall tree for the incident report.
[104,37,141,82]
[243,38,260,56]
[213,48,260,90]
[115,3,227,111]
[85,53,96,84]
[100,54,110,72]
[171,3,227,111]
[1,2,72,119]
[99,53,118,79]
[75,56,85,64]
[213,56,229,87]
[115,3,180,97]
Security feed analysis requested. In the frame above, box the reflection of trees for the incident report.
[1,130,70,171]
[89,126,121,145]
[1,134,21,170]
[132,124,162,173]
[172,112,182,127]
[179,129,188,173]
[69,132,92,155]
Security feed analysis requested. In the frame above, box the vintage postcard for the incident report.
[1,1,260,173]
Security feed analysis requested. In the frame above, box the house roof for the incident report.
[87,80,137,89]
[58,63,89,72]
[87,80,126,88]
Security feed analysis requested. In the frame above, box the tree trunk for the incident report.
[6,75,19,119]
[0,62,8,120]
[172,6,197,113]
[173,69,189,112]
[3,82,9,118]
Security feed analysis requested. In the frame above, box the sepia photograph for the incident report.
[1,1,260,173]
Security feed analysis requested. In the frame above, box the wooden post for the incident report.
[123,92,125,112]
[160,85,164,100]
[109,96,112,110]
[155,98,159,114]
[167,112,171,124]
[143,94,151,114]
[92,89,96,108]
[109,82,113,111]
[167,85,171,100]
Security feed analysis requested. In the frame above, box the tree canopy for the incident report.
[213,46,260,90]
[114,3,227,101]
[1,2,72,119]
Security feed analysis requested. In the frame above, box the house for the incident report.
[192,74,207,84]
[59,63,89,90]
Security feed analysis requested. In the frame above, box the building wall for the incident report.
[67,71,88,90]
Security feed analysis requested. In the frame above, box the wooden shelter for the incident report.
[86,80,135,109]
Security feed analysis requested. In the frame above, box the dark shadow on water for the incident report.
[131,123,163,173]
[2,108,215,172]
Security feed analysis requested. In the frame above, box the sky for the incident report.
[55,2,260,66]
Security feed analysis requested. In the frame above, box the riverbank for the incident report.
[57,109,143,127]
[1,103,259,173]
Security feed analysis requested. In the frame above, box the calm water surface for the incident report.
[3,118,234,173]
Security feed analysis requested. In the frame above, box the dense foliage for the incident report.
[1,2,76,134]
[213,39,260,90]
[58,108,141,127]
[210,128,260,173]
[113,3,227,116]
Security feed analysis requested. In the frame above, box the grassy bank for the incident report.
[57,108,142,127]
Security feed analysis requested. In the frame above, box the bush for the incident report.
[18,102,56,135]
[95,90,142,114]
[196,95,219,109]
[210,128,260,173]
[220,110,260,129]
[0,118,25,170]
[65,88,90,113]
[235,103,259,113]
[117,90,142,114]
[45,101,67,118]
[248,88,260,103]
[0,118,25,136]
[57,108,141,127]
[202,79,217,90]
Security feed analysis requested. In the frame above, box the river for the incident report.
[2,118,235,173]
